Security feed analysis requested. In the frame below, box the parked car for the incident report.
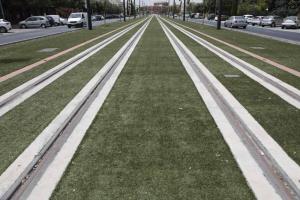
[0,19,12,33]
[60,17,68,25]
[19,16,50,29]
[207,14,215,20]
[46,16,55,26]
[94,15,104,21]
[281,16,299,29]
[67,12,87,28]
[214,15,228,21]
[261,15,283,27]
[47,15,61,26]
[243,14,254,23]
[248,16,264,26]
[224,16,247,28]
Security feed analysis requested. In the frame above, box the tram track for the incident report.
[159,17,300,200]
[161,17,300,109]
[0,18,147,118]
[0,17,151,200]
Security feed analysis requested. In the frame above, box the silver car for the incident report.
[19,16,50,29]
[248,16,264,26]
[224,16,247,29]
[0,19,12,33]
[281,16,299,29]
[261,16,283,27]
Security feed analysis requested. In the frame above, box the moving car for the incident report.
[47,15,61,26]
[67,12,87,28]
[19,16,50,29]
[0,19,12,33]
[261,15,283,27]
[281,16,299,29]
[224,16,247,28]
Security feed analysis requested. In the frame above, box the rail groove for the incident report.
[162,18,300,109]
[159,17,300,200]
[0,18,147,117]
[0,18,151,200]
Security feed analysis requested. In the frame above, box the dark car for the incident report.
[93,15,104,21]
[207,14,215,20]
[46,16,55,27]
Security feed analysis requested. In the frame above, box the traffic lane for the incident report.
[0,18,120,46]
[243,25,300,42]
[188,18,300,43]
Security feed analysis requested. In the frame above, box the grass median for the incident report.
[0,23,144,175]
[165,22,300,166]
[166,18,300,89]
[51,18,254,200]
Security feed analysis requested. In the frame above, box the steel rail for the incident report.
[161,17,300,109]
[159,17,300,200]
[0,17,152,200]
[0,18,148,118]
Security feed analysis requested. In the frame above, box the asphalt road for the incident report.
[187,18,300,44]
[0,18,121,46]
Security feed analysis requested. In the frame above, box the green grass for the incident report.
[51,18,254,200]
[165,22,300,165]
[166,18,300,89]
[0,18,142,76]
[0,18,144,96]
[0,24,143,175]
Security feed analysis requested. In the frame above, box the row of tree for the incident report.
[188,0,300,17]
[1,0,123,23]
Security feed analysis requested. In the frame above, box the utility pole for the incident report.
[173,0,175,19]
[86,0,92,30]
[168,0,170,17]
[217,0,222,30]
[127,0,129,16]
[0,0,5,19]
[123,0,126,21]
[134,0,136,18]
[139,0,140,17]
[183,0,186,21]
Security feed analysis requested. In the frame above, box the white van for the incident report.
[67,12,87,28]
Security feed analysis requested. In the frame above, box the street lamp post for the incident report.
[173,0,175,19]
[86,0,92,30]
[123,0,126,21]
[183,0,186,21]
[0,0,5,19]
[217,0,222,30]
[134,0,136,18]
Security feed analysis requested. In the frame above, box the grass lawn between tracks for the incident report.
[165,22,300,166]
[0,24,144,175]
[0,17,143,77]
[0,18,144,96]
[165,18,300,90]
[51,18,254,200]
